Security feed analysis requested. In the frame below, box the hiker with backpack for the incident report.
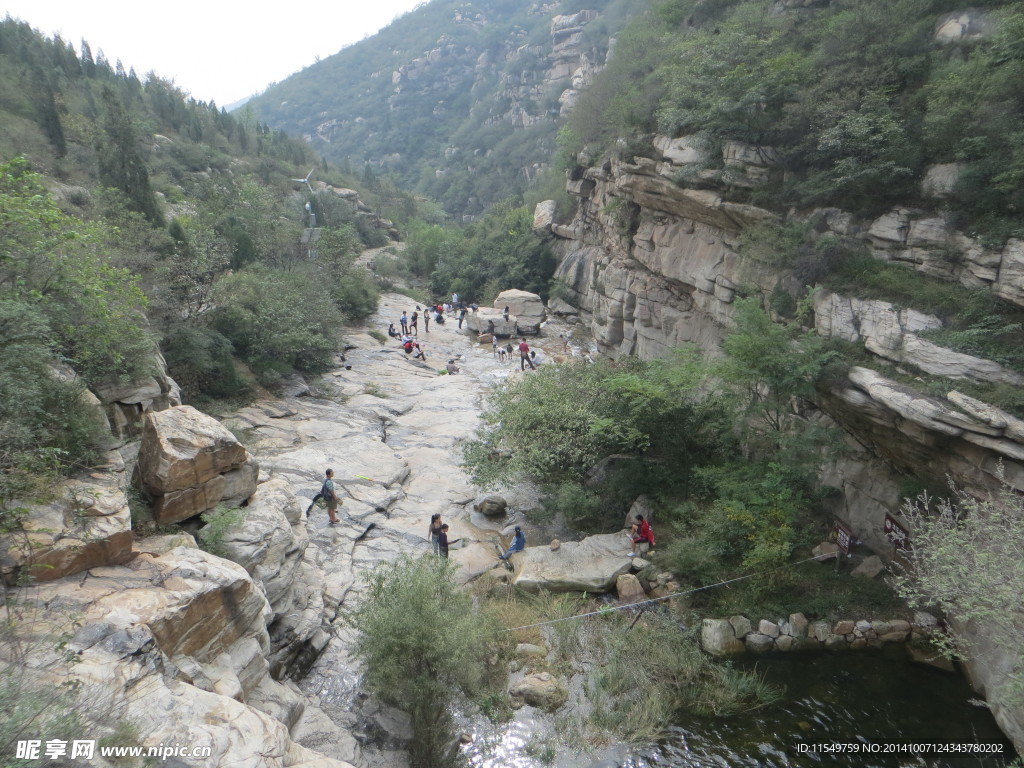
[307,468,340,525]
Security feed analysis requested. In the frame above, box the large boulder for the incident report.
[465,308,517,337]
[509,672,568,711]
[494,289,546,334]
[473,495,508,517]
[137,405,256,524]
[513,532,633,592]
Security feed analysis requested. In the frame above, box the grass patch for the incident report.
[483,588,780,745]
[585,610,781,744]
[361,382,388,398]
[368,329,388,345]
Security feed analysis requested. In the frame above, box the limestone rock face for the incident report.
[91,350,181,441]
[217,477,328,678]
[3,547,355,768]
[0,451,132,584]
[513,532,632,592]
[137,405,256,524]
[815,290,1024,386]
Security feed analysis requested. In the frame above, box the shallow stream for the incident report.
[464,647,1016,768]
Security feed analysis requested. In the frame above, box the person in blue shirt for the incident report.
[499,526,526,560]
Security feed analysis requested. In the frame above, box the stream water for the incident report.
[464,647,1015,768]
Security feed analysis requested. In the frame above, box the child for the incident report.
[437,523,460,558]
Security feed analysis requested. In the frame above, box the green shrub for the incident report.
[162,325,250,401]
[196,505,245,558]
[211,265,343,379]
[348,556,504,768]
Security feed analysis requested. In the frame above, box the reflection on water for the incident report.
[463,648,1017,768]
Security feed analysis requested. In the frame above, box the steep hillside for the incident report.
[528,0,1024,749]
[0,18,412,515]
[246,0,643,218]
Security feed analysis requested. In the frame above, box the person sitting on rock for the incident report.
[628,514,654,557]
[502,305,510,321]
[388,323,398,338]
[499,526,526,561]
[530,349,543,367]
[446,359,460,374]
[412,342,426,361]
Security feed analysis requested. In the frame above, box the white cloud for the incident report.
[3,0,424,105]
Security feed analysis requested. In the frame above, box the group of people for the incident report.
[489,336,541,370]
[313,470,654,565]
[426,513,526,561]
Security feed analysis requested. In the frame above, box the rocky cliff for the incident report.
[536,128,1024,750]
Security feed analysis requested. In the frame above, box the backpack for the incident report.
[320,480,336,503]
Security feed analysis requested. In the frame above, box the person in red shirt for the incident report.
[518,338,535,370]
[628,514,654,557]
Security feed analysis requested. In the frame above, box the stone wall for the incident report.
[701,613,931,658]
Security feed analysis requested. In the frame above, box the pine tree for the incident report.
[96,86,161,224]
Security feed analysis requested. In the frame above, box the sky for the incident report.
[2,0,426,106]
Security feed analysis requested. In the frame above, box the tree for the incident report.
[895,475,1024,711]
[96,87,161,224]
[463,351,722,493]
[348,556,500,768]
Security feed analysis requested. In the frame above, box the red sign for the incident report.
[831,520,854,555]
[884,514,911,550]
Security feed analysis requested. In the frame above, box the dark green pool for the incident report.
[621,647,1016,767]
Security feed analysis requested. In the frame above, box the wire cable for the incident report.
[503,553,833,632]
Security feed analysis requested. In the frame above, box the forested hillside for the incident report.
[246,0,643,218]
[560,0,1024,243]
[0,18,415,508]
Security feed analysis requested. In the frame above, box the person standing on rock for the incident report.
[491,336,499,357]
[502,306,510,322]
[518,338,536,371]
[423,308,430,333]
[458,306,467,329]
[498,526,526,561]
[438,523,460,558]
[322,469,340,525]
[410,309,419,336]
[400,311,409,335]
[427,513,443,555]
[452,292,459,307]
[505,342,514,363]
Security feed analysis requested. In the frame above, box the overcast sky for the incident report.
[3,0,426,106]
